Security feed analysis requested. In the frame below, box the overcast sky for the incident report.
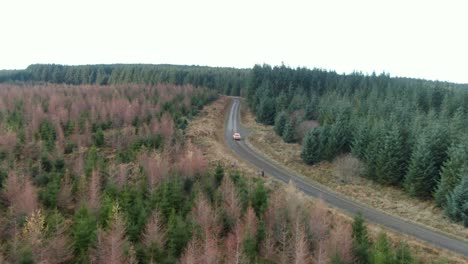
[1,0,467,83]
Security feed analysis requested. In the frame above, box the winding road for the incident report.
[224,98,468,257]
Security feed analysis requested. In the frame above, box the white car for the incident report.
[233,133,241,140]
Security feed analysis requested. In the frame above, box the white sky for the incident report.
[1,0,467,83]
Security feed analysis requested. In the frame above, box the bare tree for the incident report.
[142,209,166,249]
[219,176,241,222]
[292,219,310,264]
[176,142,207,179]
[244,206,258,236]
[180,237,198,264]
[22,210,45,262]
[224,222,245,264]
[309,199,329,242]
[94,204,129,264]
[3,173,38,217]
[42,216,73,263]
[139,153,169,192]
[332,154,364,184]
[326,220,353,263]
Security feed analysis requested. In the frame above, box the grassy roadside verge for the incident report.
[187,96,468,263]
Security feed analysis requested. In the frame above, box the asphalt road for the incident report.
[224,98,468,257]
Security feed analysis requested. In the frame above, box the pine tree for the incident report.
[93,127,105,147]
[352,213,369,264]
[274,111,287,137]
[395,242,415,264]
[305,100,316,120]
[301,128,320,165]
[445,176,468,227]
[404,134,437,198]
[351,122,370,161]
[251,181,268,217]
[282,120,295,143]
[256,97,276,125]
[214,164,224,187]
[375,125,406,185]
[363,124,384,180]
[434,143,467,207]
[166,210,192,261]
[371,233,394,264]
[72,206,97,262]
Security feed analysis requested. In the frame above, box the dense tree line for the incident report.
[0,64,249,96]
[247,64,468,226]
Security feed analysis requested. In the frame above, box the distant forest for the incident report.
[0,64,249,96]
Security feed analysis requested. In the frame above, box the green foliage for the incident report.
[375,125,406,185]
[230,171,250,211]
[19,248,34,264]
[371,233,394,264]
[214,163,224,187]
[301,128,321,165]
[282,120,295,143]
[93,128,105,147]
[0,170,6,189]
[99,194,114,229]
[434,143,468,207]
[351,122,370,161]
[134,134,163,151]
[274,111,288,136]
[39,172,61,208]
[153,178,188,220]
[395,242,415,264]
[256,97,277,125]
[352,213,370,264]
[117,185,151,242]
[404,134,437,198]
[243,234,257,263]
[84,145,104,177]
[305,100,316,120]
[39,120,57,151]
[330,253,345,264]
[251,181,268,217]
[445,176,468,227]
[72,207,97,262]
[166,210,192,262]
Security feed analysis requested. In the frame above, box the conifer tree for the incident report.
[274,111,287,137]
[404,134,437,198]
[445,176,468,227]
[371,233,394,264]
[214,164,224,187]
[352,213,369,264]
[301,128,321,165]
[434,143,468,207]
[351,122,370,161]
[395,242,415,264]
[256,97,276,125]
[282,120,295,143]
[375,125,406,185]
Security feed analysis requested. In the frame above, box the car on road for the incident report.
[233,132,241,140]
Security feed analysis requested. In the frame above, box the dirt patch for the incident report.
[189,97,468,263]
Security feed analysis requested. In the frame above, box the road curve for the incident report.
[224,98,468,257]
